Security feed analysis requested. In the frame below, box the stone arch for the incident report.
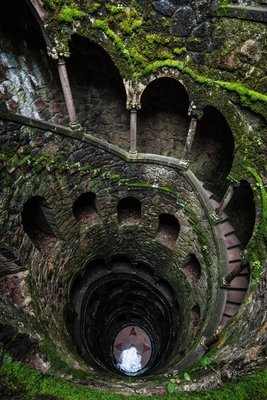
[73,192,100,225]
[182,254,201,284]
[67,35,129,148]
[190,105,235,196]
[0,0,65,121]
[25,0,49,42]
[117,196,142,225]
[21,196,58,259]
[156,213,180,247]
[138,77,190,157]
[226,180,256,248]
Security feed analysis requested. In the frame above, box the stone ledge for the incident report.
[217,5,267,22]
[0,106,190,172]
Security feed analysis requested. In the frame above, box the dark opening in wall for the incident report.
[138,77,190,157]
[156,213,180,246]
[73,192,99,224]
[22,196,57,258]
[189,304,201,335]
[0,0,65,122]
[191,106,234,196]
[68,36,129,147]
[225,180,256,248]
[182,254,201,284]
[117,197,141,225]
[0,248,24,277]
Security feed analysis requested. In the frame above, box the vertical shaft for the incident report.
[57,58,77,126]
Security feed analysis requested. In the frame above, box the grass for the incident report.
[0,353,267,400]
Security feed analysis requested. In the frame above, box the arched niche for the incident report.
[67,36,129,148]
[190,106,234,196]
[156,213,180,247]
[22,196,58,258]
[117,197,141,225]
[138,77,190,157]
[0,0,65,122]
[182,254,201,284]
[189,304,200,336]
[225,180,256,248]
[73,192,100,225]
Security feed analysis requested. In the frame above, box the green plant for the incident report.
[58,5,86,23]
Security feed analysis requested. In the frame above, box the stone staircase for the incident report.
[203,187,250,329]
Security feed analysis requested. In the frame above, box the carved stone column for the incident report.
[57,57,78,127]
[130,108,137,154]
[182,117,198,159]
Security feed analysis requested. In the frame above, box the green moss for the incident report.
[146,34,170,45]
[43,0,65,10]
[93,20,130,59]
[87,2,101,13]
[184,205,212,267]
[109,174,120,180]
[105,4,124,14]
[120,17,143,35]
[58,4,86,23]
[0,353,267,399]
[159,51,174,60]
[136,59,267,107]
[173,47,187,56]
[242,168,267,284]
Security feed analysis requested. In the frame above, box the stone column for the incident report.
[130,108,137,154]
[57,57,78,127]
[216,185,234,218]
[183,117,197,159]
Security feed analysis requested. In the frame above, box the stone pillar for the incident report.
[216,185,234,218]
[130,108,137,154]
[57,57,78,127]
[183,117,197,159]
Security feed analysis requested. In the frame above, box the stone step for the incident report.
[227,289,247,304]
[223,301,239,317]
[220,220,235,236]
[204,189,214,199]
[201,182,249,331]
[210,198,220,209]
[227,246,241,262]
[225,233,241,249]
[226,261,241,273]
[230,275,249,290]
[220,314,232,329]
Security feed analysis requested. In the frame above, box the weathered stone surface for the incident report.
[172,7,196,36]
[192,21,211,37]
[239,39,261,62]
[153,0,176,16]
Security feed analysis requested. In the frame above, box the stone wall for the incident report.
[0,0,67,123]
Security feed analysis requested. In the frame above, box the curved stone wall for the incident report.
[0,0,266,396]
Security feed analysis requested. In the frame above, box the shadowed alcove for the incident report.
[67,35,129,148]
[138,77,190,156]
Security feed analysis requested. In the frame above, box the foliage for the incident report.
[43,0,65,10]
[0,353,267,400]
[173,47,187,56]
[242,167,267,284]
[167,382,176,394]
[57,5,86,23]
[183,372,191,381]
